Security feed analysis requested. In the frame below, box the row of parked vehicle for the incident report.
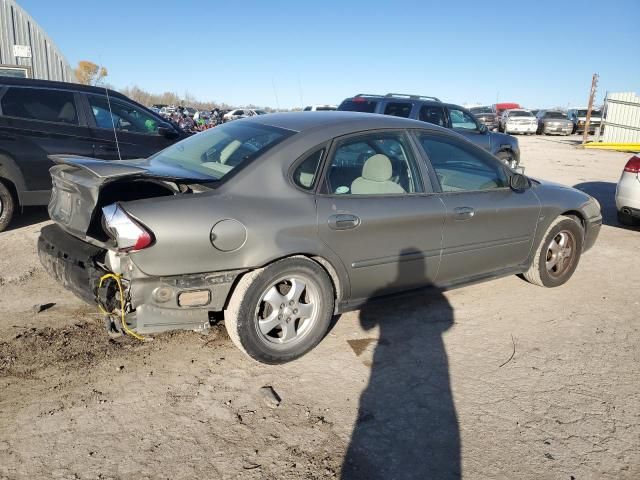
[470,104,603,136]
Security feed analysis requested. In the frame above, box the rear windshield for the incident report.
[470,107,493,115]
[544,111,567,119]
[509,110,532,117]
[149,122,293,181]
[577,109,602,117]
[338,99,378,113]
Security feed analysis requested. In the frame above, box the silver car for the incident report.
[536,110,573,136]
[38,112,602,363]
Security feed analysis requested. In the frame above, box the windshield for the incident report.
[338,99,378,113]
[470,107,493,114]
[149,122,293,180]
[577,109,602,117]
[545,111,567,119]
[509,110,532,117]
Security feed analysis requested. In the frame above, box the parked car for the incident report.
[0,78,188,232]
[303,105,337,111]
[615,155,640,226]
[37,112,601,363]
[223,109,268,122]
[536,110,573,136]
[469,106,499,131]
[492,102,521,120]
[338,93,520,168]
[499,109,538,135]
[567,108,603,134]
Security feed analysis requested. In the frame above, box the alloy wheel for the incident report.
[545,230,576,278]
[254,275,320,346]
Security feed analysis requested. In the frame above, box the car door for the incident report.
[448,106,491,151]
[0,86,94,201]
[84,93,178,160]
[315,130,445,301]
[414,131,541,285]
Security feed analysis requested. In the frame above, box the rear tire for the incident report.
[0,181,16,233]
[617,210,639,227]
[224,257,334,364]
[523,216,584,287]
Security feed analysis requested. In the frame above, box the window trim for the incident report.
[0,85,84,127]
[287,143,329,194]
[410,129,512,194]
[317,128,430,198]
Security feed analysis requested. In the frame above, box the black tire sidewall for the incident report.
[232,258,334,364]
[0,181,15,232]
[536,218,584,287]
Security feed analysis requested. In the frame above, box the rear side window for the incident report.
[419,106,447,127]
[338,99,378,113]
[89,95,159,134]
[292,148,324,190]
[384,102,412,118]
[1,87,78,124]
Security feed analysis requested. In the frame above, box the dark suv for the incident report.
[338,93,520,169]
[0,78,186,231]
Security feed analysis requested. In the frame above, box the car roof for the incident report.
[244,111,445,134]
[0,76,129,101]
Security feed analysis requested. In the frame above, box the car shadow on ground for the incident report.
[341,248,460,480]
[535,135,584,146]
[2,206,49,233]
[573,181,639,230]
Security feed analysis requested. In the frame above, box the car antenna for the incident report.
[104,86,122,161]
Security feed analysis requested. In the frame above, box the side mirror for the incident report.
[158,123,179,139]
[509,172,530,191]
[479,123,488,134]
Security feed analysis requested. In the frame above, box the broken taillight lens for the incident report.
[102,204,154,252]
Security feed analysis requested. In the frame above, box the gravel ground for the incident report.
[0,135,638,479]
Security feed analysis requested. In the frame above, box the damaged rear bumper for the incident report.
[38,224,246,335]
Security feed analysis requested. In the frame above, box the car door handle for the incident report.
[328,214,360,230]
[94,144,118,151]
[453,207,475,220]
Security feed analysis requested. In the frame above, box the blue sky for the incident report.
[19,0,640,109]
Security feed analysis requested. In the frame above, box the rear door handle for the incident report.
[453,207,475,220]
[328,214,360,230]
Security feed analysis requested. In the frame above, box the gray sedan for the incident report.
[38,112,602,363]
[537,110,574,135]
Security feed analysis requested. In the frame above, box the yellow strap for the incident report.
[98,273,144,340]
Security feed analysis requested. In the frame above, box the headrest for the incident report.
[362,154,393,182]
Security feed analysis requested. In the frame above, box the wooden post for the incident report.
[582,74,599,144]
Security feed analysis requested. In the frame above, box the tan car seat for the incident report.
[351,154,406,195]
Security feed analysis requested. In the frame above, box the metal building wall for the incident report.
[602,92,640,143]
[0,0,75,81]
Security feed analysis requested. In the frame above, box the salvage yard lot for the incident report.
[1,135,638,479]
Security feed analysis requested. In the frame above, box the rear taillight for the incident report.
[102,203,153,252]
[623,156,640,174]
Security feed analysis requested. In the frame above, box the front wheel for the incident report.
[224,257,334,364]
[0,181,16,233]
[523,216,584,287]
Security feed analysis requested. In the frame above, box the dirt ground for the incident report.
[1,135,638,479]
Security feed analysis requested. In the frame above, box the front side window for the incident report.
[292,148,324,190]
[418,134,508,192]
[449,108,478,130]
[326,132,422,195]
[89,95,159,134]
[1,87,78,124]
[384,102,412,118]
[419,106,447,127]
[149,122,292,181]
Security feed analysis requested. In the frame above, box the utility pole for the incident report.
[582,73,599,144]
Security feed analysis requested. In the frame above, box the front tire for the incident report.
[224,257,334,364]
[0,181,16,233]
[523,216,584,287]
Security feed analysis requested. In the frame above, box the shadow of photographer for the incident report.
[342,248,460,479]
